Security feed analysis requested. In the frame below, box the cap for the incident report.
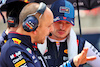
[50,0,75,26]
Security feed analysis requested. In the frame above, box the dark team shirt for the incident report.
[0,32,75,67]
[0,32,45,67]
[44,38,68,67]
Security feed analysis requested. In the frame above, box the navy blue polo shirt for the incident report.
[0,32,42,67]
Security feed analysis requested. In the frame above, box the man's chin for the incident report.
[38,41,44,44]
[37,38,45,44]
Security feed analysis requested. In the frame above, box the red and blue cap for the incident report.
[50,0,75,26]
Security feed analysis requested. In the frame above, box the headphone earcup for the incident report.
[7,17,19,27]
[23,16,38,32]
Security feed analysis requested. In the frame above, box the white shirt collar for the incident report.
[47,36,67,42]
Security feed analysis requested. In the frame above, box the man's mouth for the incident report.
[58,31,65,35]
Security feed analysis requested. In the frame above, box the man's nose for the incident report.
[60,23,65,30]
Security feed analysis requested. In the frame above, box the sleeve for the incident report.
[0,36,4,48]
[84,41,100,67]
[3,46,35,67]
[59,59,76,67]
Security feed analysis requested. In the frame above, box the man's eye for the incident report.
[66,22,70,24]
[58,22,62,24]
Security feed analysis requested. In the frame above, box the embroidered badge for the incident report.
[32,55,36,59]
[59,6,69,13]
[32,55,38,63]
[10,51,28,67]
[10,51,21,59]
[64,49,68,54]
[56,41,60,45]
[44,47,48,53]
[26,48,32,54]
[12,38,21,44]
[14,59,26,67]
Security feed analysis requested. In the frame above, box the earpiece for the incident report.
[23,2,46,32]
[7,17,19,27]
[23,16,38,32]
[7,8,19,27]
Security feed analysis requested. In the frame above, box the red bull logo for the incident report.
[8,20,14,23]
[64,49,68,54]
[12,38,21,44]
[59,6,69,13]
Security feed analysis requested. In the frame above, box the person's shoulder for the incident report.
[1,40,24,60]
[1,39,22,54]
[0,42,25,67]
[0,35,4,44]
[0,30,7,46]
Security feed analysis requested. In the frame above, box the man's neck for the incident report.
[48,36,67,42]
[49,35,67,41]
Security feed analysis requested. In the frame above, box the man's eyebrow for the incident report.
[66,21,70,23]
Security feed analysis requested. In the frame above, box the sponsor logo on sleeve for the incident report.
[14,59,26,67]
[12,55,23,64]
[12,38,21,44]
[10,51,27,67]
[10,51,21,59]
[32,55,38,63]
[26,48,32,54]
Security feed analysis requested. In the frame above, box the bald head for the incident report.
[19,2,53,27]
[19,3,40,23]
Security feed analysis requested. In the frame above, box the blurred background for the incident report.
[74,7,100,67]
[74,7,100,51]
[0,11,7,35]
